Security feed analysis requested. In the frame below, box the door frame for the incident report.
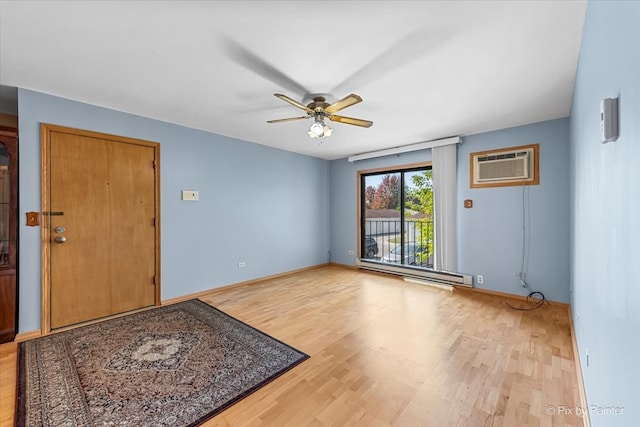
[40,123,161,334]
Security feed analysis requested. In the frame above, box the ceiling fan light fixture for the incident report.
[308,116,332,139]
[308,121,324,138]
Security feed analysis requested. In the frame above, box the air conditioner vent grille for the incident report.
[477,153,529,181]
[477,151,528,162]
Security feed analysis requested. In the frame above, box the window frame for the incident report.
[357,161,433,266]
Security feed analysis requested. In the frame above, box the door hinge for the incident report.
[153,160,157,169]
[151,217,155,226]
[152,276,156,285]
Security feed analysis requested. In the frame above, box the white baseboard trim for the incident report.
[356,259,473,287]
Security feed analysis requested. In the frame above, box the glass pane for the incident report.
[404,170,433,268]
[0,143,9,266]
[363,173,401,261]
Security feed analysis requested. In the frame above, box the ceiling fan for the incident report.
[267,93,373,139]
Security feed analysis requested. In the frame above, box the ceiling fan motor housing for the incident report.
[309,97,330,115]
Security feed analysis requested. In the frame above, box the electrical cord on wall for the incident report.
[505,180,549,311]
[518,178,530,285]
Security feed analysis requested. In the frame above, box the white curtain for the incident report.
[432,143,457,272]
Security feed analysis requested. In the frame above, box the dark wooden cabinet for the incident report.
[0,126,18,343]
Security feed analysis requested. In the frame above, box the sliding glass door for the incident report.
[360,166,433,269]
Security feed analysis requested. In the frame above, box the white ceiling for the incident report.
[0,1,587,160]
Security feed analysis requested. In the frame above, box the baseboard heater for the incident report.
[356,259,473,288]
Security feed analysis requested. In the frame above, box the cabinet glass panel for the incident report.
[0,143,9,266]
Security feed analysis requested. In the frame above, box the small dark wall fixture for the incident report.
[26,212,40,226]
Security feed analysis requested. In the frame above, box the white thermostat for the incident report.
[600,97,619,143]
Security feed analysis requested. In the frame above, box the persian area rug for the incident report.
[16,299,309,426]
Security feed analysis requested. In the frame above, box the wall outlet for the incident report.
[238,261,246,268]
[477,275,484,284]
[348,250,355,255]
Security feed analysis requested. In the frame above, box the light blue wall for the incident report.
[18,89,330,333]
[569,1,640,425]
[329,118,571,303]
[458,119,570,303]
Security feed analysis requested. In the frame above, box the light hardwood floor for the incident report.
[0,265,585,426]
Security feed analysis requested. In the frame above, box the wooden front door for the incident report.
[42,124,160,330]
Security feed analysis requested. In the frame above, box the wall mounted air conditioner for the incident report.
[470,144,538,188]
[475,150,530,182]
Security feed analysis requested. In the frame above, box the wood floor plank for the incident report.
[0,266,585,426]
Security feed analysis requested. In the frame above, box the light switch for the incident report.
[181,190,199,201]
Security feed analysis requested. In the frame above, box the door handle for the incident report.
[54,236,67,244]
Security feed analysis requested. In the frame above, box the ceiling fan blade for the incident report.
[267,116,309,124]
[332,31,451,94]
[274,94,314,114]
[329,115,373,128]
[324,94,363,114]
[223,37,311,97]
